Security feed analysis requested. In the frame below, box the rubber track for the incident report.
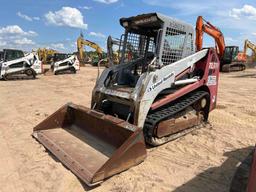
[3,74,36,80]
[222,63,246,72]
[144,90,209,146]
[3,68,36,80]
[55,67,76,75]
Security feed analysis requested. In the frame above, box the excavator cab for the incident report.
[221,46,246,72]
[3,49,25,62]
[104,13,194,88]
[222,46,239,64]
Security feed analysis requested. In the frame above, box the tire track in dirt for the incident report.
[0,68,255,192]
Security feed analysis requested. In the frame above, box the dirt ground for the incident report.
[0,67,256,192]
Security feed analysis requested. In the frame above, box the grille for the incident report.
[120,33,155,62]
[161,27,186,65]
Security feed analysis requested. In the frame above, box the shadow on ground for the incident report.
[172,146,254,192]
[231,73,256,78]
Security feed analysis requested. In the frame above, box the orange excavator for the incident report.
[196,16,225,58]
[197,16,256,192]
[196,16,246,72]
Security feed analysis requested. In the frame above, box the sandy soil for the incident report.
[0,67,255,192]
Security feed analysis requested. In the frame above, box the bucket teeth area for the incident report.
[33,103,147,186]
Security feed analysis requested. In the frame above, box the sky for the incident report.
[0,0,255,53]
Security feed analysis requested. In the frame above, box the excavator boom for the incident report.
[196,16,225,58]
[244,39,256,63]
[107,35,123,67]
[244,39,256,54]
[77,34,103,65]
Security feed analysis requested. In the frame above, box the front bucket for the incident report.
[32,103,147,186]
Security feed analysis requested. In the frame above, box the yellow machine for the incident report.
[77,33,103,65]
[37,48,58,64]
[244,39,256,63]
[107,36,121,66]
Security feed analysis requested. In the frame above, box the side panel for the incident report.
[53,55,78,73]
[2,60,27,75]
[198,49,220,111]
[31,54,42,74]
[143,48,219,122]
[135,49,209,127]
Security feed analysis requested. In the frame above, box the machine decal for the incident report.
[207,75,217,86]
[209,62,218,69]
[212,95,216,103]
[147,73,174,92]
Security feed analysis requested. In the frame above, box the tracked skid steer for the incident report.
[0,49,42,80]
[33,13,220,186]
[43,53,79,75]
[33,103,146,186]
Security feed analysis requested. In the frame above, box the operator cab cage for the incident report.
[119,13,195,67]
[106,13,195,88]
[51,53,72,62]
[1,49,25,62]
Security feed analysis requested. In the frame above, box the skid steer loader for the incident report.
[33,13,220,186]
[43,53,80,75]
[0,49,42,80]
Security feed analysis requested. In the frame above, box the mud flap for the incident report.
[32,103,147,186]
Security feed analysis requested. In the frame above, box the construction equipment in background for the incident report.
[0,49,42,80]
[107,36,121,67]
[37,48,58,64]
[230,146,256,192]
[44,53,80,75]
[77,33,104,66]
[221,40,256,72]
[243,39,256,66]
[107,35,138,67]
[221,46,246,72]
[196,16,225,58]
[196,16,246,72]
[33,13,220,186]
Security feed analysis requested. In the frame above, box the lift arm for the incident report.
[196,16,225,58]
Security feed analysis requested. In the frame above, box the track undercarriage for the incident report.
[2,68,36,80]
[144,90,209,146]
[221,63,246,72]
